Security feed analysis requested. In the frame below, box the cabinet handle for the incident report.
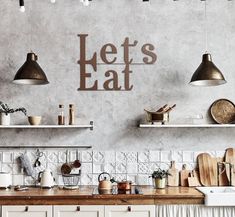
[25,206,29,212]
[77,206,80,211]
[127,206,131,212]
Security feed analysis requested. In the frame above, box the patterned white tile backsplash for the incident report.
[0,149,226,186]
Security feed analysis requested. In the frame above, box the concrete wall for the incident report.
[0,0,235,151]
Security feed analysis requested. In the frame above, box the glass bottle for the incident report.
[69,104,75,125]
[58,104,65,125]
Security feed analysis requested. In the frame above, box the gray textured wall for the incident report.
[0,0,235,151]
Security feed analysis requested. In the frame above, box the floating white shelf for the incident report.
[0,121,94,130]
[139,123,235,128]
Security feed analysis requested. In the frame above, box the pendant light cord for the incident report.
[205,0,208,53]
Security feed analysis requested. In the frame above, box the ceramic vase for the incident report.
[0,113,10,125]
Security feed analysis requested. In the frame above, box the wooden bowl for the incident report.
[28,116,42,125]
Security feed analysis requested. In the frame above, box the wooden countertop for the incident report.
[0,186,204,205]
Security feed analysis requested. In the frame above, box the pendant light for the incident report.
[189,0,226,86]
[13,52,49,85]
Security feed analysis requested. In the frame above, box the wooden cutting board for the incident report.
[225,148,235,186]
[167,161,179,186]
[197,153,217,186]
[217,157,229,186]
[180,164,190,187]
[188,170,201,187]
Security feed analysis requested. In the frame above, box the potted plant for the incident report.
[150,168,171,189]
[0,101,27,125]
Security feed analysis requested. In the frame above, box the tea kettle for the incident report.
[98,172,112,190]
[38,169,55,188]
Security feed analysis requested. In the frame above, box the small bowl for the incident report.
[28,116,42,125]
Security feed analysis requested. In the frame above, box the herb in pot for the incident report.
[150,168,171,189]
[0,101,27,116]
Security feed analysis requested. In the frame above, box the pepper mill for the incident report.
[69,104,75,125]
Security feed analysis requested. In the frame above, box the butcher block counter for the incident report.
[0,186,204,205]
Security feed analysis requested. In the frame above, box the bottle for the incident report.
[69,104,75,125]
[58,104,65,125]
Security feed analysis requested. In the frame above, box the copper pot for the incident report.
[117,181,132,191]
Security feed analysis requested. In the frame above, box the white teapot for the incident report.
[38,169,55,188]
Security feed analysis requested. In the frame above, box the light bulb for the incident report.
[19,6,25,12]
[83,0,90,6]
[51,0,56,3]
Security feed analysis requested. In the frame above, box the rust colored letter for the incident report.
[100,44,117,64]
[141,44,157,64]
[103,70,121,90]
[122,64,133,91]
[77,34,98,90]
[121,37,138,65]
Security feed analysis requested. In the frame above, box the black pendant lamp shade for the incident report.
[13,52,49,85]
[190,53,226,86]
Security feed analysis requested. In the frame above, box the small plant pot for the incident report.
[154,178,166,189]
[0,113,10,125]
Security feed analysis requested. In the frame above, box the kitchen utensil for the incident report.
[116,180,132,191]
[167,161,179,186]
[14,185,29,191]
[217,157,229,186]
[19,152,35,177]
[33,149,43,168]
[0,172,11,188]
[180,164,190,187]
[61,150,72,174]
[73,150,81,168]
[62,172,81,189]
[145,104,176,124]
[38,169,55,188]
[225,148,235,185]
[210,99,235,124]
[98,172,112,190]
[197,153,217,186]
[28,116,42,125]
[188,170,201,187]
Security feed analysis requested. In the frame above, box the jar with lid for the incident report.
[58,104,65,125]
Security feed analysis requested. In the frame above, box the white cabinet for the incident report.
[105,205,155,217]
[2,206,52,217]
[54,205,104,217]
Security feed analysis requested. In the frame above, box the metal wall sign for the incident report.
[77,34,157,91]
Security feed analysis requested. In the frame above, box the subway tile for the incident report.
[58,151,66,163]
[2,163,12,173]
[126,152,137,163]
[81,151,93,162]
[149,151,160,162]
[81,162,93,174]
[93,151,105,163]
[2,152,13,163]
[126,163,138,174]
[171,151,183,163]
[104,151,116,163]
[116,163,127,174]
[81,174,93,185]
[138,163,150,174]
[47,151,58,163]
[126,175,137,184]
[137,175,150,185]
[93,163,104,174]
[138,151,150,163]
[12,174,23,186]
[160,151,171,162]
[183,151,194,163]
[104,163,116,174]
[116,152,126,163]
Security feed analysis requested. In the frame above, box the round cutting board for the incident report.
[210,99,235,124]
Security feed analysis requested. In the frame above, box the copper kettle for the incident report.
[98,172,112,190]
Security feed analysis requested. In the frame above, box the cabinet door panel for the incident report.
[2,206,52,217]
[105,205,155,217]
[54,205,104,217]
